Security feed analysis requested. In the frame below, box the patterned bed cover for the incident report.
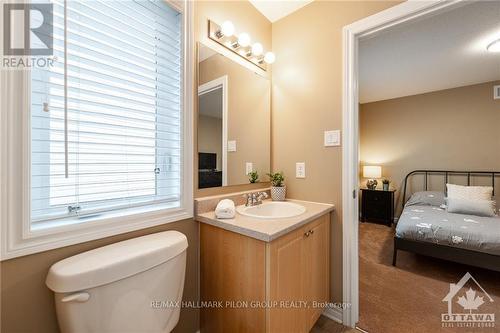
[395,205,500,256]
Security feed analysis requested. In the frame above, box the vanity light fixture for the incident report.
[251,43,263,56]
[238,33,251,47]
[264,52,276,64]
[218,21,235,38]
[208,19,275,71]
[487,39,500,53]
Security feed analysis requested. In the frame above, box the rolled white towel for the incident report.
[215,199,236,219]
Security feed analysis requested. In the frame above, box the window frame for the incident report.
[0,0,193,260]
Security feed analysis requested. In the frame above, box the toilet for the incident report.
[46,231,188,333]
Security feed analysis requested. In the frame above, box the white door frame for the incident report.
[341,0,466,327]
[198,75,228,186]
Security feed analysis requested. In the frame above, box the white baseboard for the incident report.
[322,306,343,324]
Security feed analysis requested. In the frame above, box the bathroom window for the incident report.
[31,0,187,228]
[0,0,192,259]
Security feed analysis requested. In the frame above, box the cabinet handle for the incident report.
[304,229,314,237]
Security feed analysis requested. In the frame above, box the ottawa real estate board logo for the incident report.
[2,3,54,68]
[442,272,495,328]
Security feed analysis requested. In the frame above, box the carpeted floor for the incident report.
[358,222,500,333]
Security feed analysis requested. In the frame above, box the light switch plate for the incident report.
[296,162,306,178]
[324,130,340,147]
[227,140,237,152]
[245,162,253,175]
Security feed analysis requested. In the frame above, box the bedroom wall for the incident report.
[360,80,500,215]
[271,0,401,302]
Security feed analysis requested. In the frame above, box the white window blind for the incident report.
[31,0,183,225]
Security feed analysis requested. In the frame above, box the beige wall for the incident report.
[194,0,272,197]
[360,81,500,215]
[199,54,271,186]
[271,0,400,302]
[198,114,223,170]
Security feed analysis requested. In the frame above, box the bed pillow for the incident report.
[446,183,493,201]
[446,197,496,217]
[405,191,445,207]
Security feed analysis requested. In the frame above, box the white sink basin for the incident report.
[236,201,306,219]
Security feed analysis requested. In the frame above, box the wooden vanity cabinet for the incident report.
[200,213,330,333]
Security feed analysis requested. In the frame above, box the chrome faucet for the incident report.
[243,191,269,206]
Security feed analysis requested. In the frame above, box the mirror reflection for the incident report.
[197,43,270,189]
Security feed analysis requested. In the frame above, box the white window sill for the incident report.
[2,205,193,261]
[30,201,182,234]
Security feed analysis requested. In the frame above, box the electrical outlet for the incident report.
[296,162,306,178]
[324,130,340,147]
[245,162,253,175]
[227,140,237,152]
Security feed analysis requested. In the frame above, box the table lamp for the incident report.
[363,166,381,190]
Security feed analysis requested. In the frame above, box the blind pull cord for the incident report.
[63,0,69,179]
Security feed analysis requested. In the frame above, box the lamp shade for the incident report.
[363,166,382,179]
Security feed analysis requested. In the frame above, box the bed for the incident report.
[392,170,500,272]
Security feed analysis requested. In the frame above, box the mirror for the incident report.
[197,43,271,189]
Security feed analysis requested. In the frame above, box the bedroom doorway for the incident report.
[342,0,500,330]
[197,75,228,188]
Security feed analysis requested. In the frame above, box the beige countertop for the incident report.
[196,199,334,242]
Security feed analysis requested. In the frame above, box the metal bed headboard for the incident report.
[401,170,500,208]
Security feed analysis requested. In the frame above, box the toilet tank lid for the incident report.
[46,231,188,293]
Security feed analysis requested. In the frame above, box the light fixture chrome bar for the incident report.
[208,20,267,71]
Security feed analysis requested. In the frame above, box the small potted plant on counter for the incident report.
[248,170,259,183]
[267,171,286,201]
[382,179,390,191]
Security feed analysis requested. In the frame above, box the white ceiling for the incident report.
[249,0,313,23]
[359,1,500,104]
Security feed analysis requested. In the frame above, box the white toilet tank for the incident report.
[46,231,188,333]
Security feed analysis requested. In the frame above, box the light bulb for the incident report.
[487,39,500,53]
[251,43,263,56]
[238,33,251,47]
[220,21,235,37]
[264,52,275,64]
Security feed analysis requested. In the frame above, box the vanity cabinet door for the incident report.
[200,224,267,333]
[303,214,330,329]
[268,226,307,333]
[268,214,330,333]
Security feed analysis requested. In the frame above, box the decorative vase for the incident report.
[271,186,286,201]
[383,183,389,191]
[366,179,377,190]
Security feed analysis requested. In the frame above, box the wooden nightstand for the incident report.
[360,188,395,227]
